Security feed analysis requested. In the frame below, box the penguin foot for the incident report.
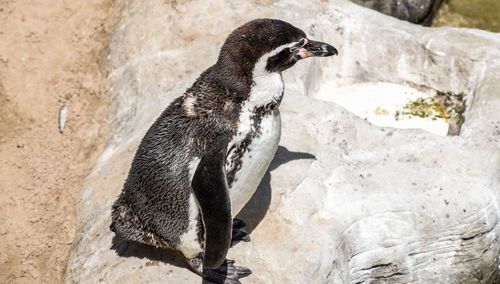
[203,259,252,284]
[187,256,252,284]
[231,218,250,247]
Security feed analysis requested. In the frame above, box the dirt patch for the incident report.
[0,0,116,283]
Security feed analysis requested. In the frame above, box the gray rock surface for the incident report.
[65,0,500,283]
[351,0,443,25]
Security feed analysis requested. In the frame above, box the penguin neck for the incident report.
[213,62,284,109]
[247,71,284,108]
[246,50,285,108]
[214,58,255,94]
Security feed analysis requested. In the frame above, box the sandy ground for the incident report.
[0,0,115,283]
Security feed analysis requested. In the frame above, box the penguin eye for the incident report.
[291,38,307,50]
[289,38,308,53]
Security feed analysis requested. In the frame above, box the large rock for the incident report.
[351,0,443,25]
[65,0,500,283]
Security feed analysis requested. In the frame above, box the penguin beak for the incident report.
[291,38,338,59]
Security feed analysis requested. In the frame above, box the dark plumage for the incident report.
[110,18,337,284]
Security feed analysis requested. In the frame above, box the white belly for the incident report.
[226,110,281,216]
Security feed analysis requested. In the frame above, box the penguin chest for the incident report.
[226,109,281,216]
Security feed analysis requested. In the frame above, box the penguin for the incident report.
[110,18,337,284]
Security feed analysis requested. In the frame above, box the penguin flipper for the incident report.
[191,146,232,269]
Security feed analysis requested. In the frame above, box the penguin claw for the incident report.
[232,218,246,229]
[231,230,250,247]
[203,259,252,284]
[231,219,251,247]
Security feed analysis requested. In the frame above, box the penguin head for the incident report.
[218,19,337,76]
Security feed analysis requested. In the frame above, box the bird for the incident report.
[110,18,337,284]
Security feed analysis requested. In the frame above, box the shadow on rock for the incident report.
[111,235,187,269]
[236,146,316,233]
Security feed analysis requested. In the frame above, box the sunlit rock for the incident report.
[65,0,500,283]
